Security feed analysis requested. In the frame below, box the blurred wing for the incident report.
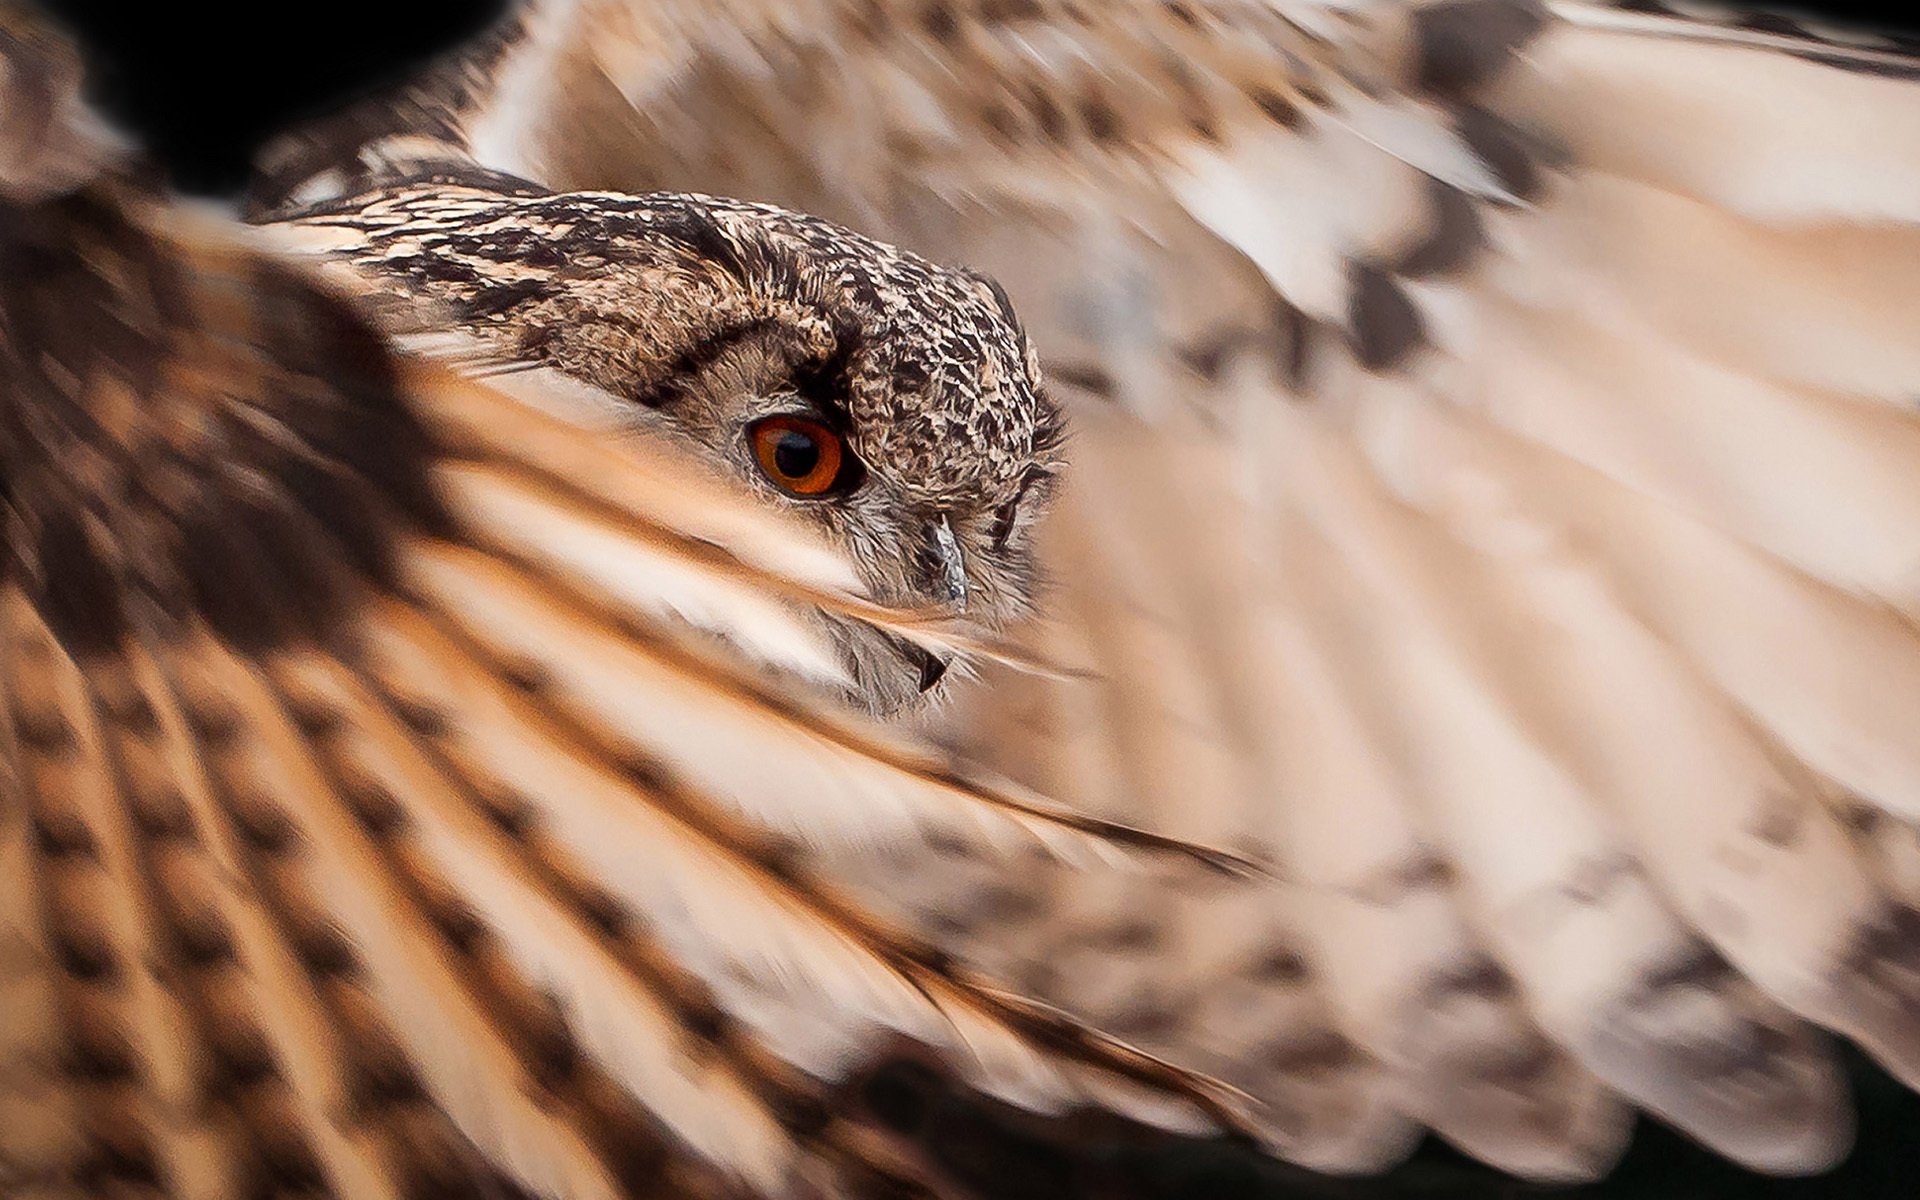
[310,0,1920,1182]
[0,22,1252,1200]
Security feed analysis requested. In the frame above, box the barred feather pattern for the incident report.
[240,0,1920,1183]
[0,16,1270,1198]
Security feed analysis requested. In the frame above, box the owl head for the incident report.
[312,185,1066,712]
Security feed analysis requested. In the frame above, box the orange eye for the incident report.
[748,415,848,497]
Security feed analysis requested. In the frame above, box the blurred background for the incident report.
[30,1,1920,1195]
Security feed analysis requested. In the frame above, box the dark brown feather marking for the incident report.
[1411,0,1548,96]
[1585,937,1826,1143]
[1454,106,1545,201]
[1394,179,1486,277]
[1346,263,1426,370]
[1842,903,1920,1007]
[1248,86,1303,129]
[0,185,452,660]
[921,0,961,43]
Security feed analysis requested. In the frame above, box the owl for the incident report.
[8,1,1920,1199]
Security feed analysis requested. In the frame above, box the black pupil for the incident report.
[772,429,820,479]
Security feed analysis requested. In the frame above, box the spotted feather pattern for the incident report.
[243,0,1920,1184]
[0,13,1264,1198]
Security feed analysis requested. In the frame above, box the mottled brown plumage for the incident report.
[17,0,1920,1197]
[0,12,1248,1200]
[269,180,1064,712]
[239,0,1920,1183]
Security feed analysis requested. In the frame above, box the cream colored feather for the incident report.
[21,0,1920,1193]
[268,0,1920,1182]
[0,15,1253,1196]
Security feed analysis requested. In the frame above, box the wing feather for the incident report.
[43,0,1920,1184]
[371,0,1920,1178]
[0,22,1254,1193]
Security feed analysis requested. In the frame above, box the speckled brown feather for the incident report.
[265,179,1073,713]
[0,13,1271,1198]
[276,184,1059,510]
[235,0,1920,1183]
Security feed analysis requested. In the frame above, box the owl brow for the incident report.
[629,315,780,408]
[786,323,866,429]
[650,209,751,284]
[990,465,1053,548]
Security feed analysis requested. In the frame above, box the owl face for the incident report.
[318,187,1065,712]
[610,284,1064,712]
[599,200,1066,713]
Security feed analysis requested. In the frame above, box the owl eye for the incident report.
[748,415,856,497]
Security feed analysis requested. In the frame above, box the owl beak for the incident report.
[926,514,968,613]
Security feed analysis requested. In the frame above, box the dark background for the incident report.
[31,0,1918,195]
[31,0,1920,1196]
[34,0,511,194]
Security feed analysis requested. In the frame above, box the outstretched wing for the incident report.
[0,17,1256,1200]
[266,0,1920,1181]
